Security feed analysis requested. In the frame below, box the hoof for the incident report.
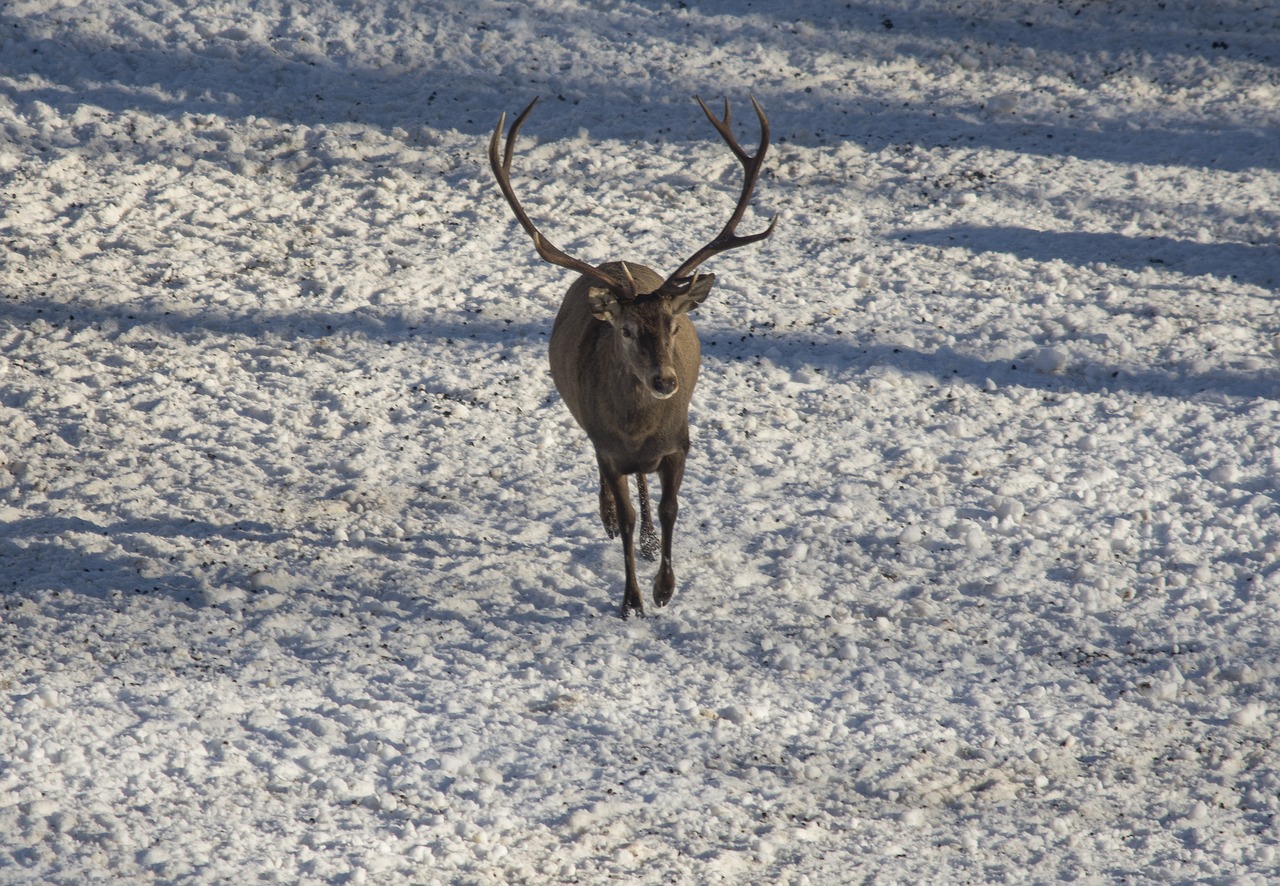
[601,512,619,539]
[652,563,675,608]
[619,601,646,619]
[620,582,646,618]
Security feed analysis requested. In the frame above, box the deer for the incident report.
[488,96,775,617]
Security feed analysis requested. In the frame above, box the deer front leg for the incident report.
[598,476,619,539]
[652,451,685,608]
[598,458,644,617]
[636,473,659,562]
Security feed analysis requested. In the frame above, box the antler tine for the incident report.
[696,96,749,164]
[659,95,777,293]
[488,98,634,298]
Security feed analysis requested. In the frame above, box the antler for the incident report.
[658,96,777,295]
[488,98,636,298]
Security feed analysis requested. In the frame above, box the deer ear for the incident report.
[670,273,715,315]
[587,287,621,323]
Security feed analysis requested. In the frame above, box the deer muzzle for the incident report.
[650,372,679,400]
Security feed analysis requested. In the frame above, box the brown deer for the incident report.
[488,96,774,617]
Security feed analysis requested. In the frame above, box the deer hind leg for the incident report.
[652,451,685,608]
[636,474,659,562]
[598,458,644,617]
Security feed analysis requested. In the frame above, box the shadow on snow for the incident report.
[2,3,1276,170]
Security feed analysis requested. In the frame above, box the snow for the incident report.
[2,0,1279,882]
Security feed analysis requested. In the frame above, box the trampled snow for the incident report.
[2,0,1278,883]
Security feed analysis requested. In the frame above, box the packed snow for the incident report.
[2,0,1279,882]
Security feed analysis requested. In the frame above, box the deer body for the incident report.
[489,97,773,617]
[549,262,703,613]
[550,262,699,475]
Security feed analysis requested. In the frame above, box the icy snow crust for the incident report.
[2,0,1279,882]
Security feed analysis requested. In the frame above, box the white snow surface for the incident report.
[3,0,1280,882]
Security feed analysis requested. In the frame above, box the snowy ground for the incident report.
[2,0,1279,882]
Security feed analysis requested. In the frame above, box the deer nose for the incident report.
[651,373,679,399]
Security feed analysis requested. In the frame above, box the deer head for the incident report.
[582,274,713,399]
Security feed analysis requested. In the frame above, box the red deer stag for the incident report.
[488,96,774,617]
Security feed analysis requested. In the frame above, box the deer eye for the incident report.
[620,326,634,339]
